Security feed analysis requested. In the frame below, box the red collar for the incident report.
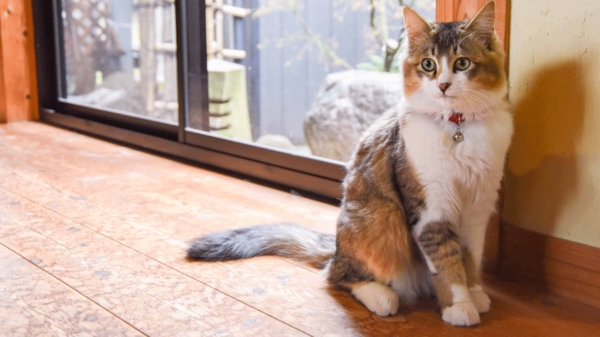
[448,113,465,124]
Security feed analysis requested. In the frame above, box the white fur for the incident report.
[469,286,491,313]
[351,282,400,316]
[420,250,438,274]
[437,57,452,84]
[451,284,471,304]
[403,67,513,245]
[407,105,513,237]
[390,270,419,305]
[442,302,481,326]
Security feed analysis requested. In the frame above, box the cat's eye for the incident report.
[454,57,471,71]
[421,58,436,72]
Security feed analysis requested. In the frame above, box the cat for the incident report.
[187,1,513,327]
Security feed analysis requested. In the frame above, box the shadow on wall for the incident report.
[504,60,586,236]
[503,60,586,243]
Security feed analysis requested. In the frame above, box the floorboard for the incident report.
[0,244,144,337]
[1,122,600,336]
[0,188,305,337]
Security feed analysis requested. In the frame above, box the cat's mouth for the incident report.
[436,94,461,109]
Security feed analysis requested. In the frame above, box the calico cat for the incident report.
[188,1,513,327]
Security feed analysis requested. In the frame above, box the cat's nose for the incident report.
[438,82,451,93]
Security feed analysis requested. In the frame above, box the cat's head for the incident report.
[401,1,507,119]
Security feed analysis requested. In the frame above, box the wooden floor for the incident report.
[1,122,599,337]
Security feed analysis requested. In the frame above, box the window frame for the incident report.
[32,0,345,201]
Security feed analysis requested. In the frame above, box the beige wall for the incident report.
[504,0,600,247]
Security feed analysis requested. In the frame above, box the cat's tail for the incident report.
[187,223,336,268]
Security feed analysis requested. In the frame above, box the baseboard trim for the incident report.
[498,224,600,309]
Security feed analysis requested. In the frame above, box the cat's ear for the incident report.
[403,6,431,40]
[465,1,496,34]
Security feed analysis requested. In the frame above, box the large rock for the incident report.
[68,72,148,118]
[304,70,403,162]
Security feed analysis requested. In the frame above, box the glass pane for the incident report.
[61,0,179,123]
[192,0,435,162]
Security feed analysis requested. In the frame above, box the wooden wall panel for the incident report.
[498,224,600,310]
[0,0,38,123]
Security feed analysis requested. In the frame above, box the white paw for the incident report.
[442,302,480,327]
[352,283,400,316]
[470,289,491,313]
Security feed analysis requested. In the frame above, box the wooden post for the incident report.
[206,0,214,60]
[215,0,224,59]
[161,0,177,120]
[0,0,38,123]
[139,0,156,116]
[436,0,511,275]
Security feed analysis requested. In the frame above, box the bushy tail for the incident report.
[187,223,335,268]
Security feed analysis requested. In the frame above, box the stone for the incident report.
[256,134,296,152]
[303,70,403,162]
[68,71,148,118]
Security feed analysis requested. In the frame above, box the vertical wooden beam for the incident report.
[0,0,38,123]
[435,0,511,275]
[214,0,224,59]
[139,0,157,115]
[206,0,214,60]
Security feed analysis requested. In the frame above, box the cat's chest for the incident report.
[402,113,513,186]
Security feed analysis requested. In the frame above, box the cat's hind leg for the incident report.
[348,282,400,316]
[325,254,400,316]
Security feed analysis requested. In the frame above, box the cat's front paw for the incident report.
[352,283,400,316]
[469,288,491,313]
[442,302,480,327]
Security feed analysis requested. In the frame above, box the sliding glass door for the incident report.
[33,0,435,200]
[190,1,435,162]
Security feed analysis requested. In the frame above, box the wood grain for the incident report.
[2,122,600,336]
[0,191,306,336]
[0,0,38,123]
[0,244,144,337]
[498,224,600,310]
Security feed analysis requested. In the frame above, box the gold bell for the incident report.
[453,131,464,143]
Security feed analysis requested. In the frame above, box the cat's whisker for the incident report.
[455,90,498,129]
[461,92,481,114]
[464,89,500,127]
[461,89,502,119]
[464,89,501,110]
[461,92,490,123]
[460,89,503,129]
